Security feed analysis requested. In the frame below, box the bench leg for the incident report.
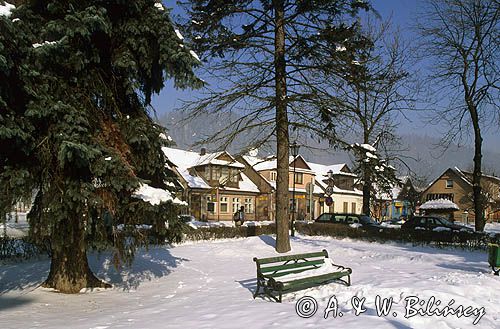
[493,267,499,276]
[253,281,261,298]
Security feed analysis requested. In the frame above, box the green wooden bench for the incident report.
[488,244,500,276]
[253,249,352,303]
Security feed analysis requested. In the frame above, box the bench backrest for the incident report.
[488,244,500,267]
[254,250,329,278]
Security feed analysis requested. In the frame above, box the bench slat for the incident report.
[260,259,324,273]
[281,271,351,289]
[265,266,323,278]
[255,250,328,265]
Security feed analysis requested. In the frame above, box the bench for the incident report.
[253,249,352,303]
[488,244,500,276]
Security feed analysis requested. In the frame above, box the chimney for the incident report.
[200,148,206,156]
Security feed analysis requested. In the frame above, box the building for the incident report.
[373,177,419,220]
[307,162,363,216]
[240,155,363,221]
[164,147,365,222]
[163,147,268,221]
[421,167,500,222]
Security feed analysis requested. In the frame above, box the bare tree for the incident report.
[417,0,499,231]
[308,18,417,215]
[180,0,371,252]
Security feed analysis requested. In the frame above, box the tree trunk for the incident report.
[273,0,291,253]
[362,132,371,215]
[362,170,371,216]
[43,214,110,293]
[470,108,484,231]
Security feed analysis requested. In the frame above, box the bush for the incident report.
[0,236,48,260]
[184,224,276,241]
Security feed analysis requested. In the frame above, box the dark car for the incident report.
[315,213,383,231]
[178,215,196,223]
[401,216,473,232]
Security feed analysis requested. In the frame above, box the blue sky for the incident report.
[152,0,499,152]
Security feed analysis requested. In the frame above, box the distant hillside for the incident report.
[159,111,500,183]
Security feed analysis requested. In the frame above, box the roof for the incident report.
[243,154,363,196]
[163,147,259,193]
[306,161,362,196]
[243,155,314,173]
[421,167,477,196]
[420,198,459,210]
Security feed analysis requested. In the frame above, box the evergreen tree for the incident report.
[0,0,201,293]
[181,0,370,253]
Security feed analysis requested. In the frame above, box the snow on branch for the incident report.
[132,184,186,206]
[0,2,15,18]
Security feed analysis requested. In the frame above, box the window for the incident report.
[230,169,239,183]
[232,197,240,213]
[221,167,229,182]
[446,180,453,188]
[207,196,215,213]
[270,171,277,181]
[351,202,356,213]
[212,166,220,181]
[294,172,303,184]
[426,193,454,201]
[204,166,210,180]
[220,197,228,213]
[343,202,348,213]
[244,198,253,214]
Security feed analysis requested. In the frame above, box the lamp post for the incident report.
[290,141,300,237]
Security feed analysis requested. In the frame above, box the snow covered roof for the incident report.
[196,152,245,169]
[163,147,259,193]
[132,184,187,206]
[307,162,357,180]
[163,147,244,170]
[243,155,313,173]
[419,198,459,210]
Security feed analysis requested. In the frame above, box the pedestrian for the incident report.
[234,206,245,226]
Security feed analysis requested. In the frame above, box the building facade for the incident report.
[163,147,365,222]
[421,167,500,222]
[163,147,269,221]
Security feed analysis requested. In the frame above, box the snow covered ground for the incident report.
[1,235,499,328]
[0,213,29,238]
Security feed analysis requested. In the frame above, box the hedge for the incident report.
[295,222,499,250]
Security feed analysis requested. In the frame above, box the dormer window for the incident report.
[230,169,239,183]
[221,167,229,182]
[446,180,453,188]
[213,166,220,180]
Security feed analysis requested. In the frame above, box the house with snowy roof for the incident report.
[421,167,500,222]
[238,154,363,221]
[372,177,419,220]
[162,147,268,221]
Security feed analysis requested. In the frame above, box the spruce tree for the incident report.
[0,0,201,293]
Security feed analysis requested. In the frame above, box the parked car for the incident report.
[380,217,405,227]
[314,213,383,231]
[178,215,197,223]
[401,216,473,232]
